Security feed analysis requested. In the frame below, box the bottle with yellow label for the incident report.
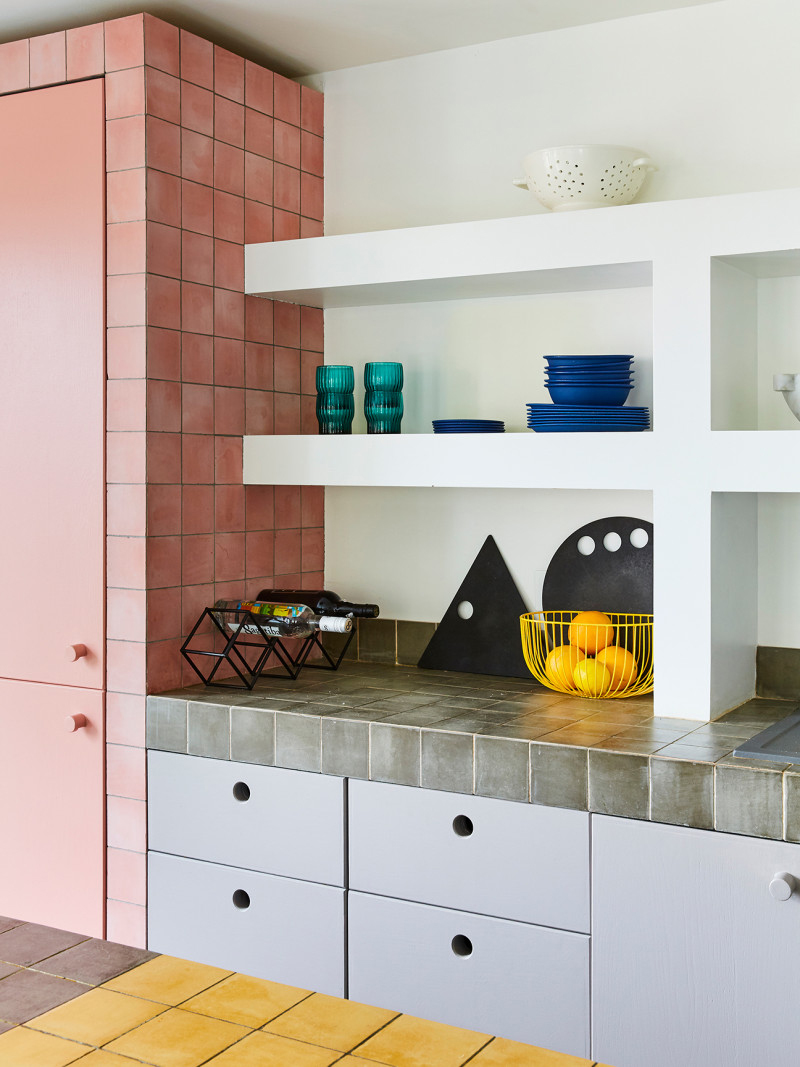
[211,600,352,637]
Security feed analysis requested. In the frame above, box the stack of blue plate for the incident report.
[526,403,649,432]
[432,419,505,434]
[545,354,634,406]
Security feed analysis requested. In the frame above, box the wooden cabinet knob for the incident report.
[769,872,796,901]
[67,644,89,661]
[65,714,88,732]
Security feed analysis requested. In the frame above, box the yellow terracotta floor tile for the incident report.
[0,1026,89,1067]
[104,1006,249,1067]
[71,1052,147,1065]
[182,971,311,1028]
[26,986,167,1046]
[467,1036,595,1066]
[102,955,232,1006]
[355,1013,491,1067]
[264,992,398,1052]
[206,1029,343,1065]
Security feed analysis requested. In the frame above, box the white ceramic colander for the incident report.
[513,144,657,212]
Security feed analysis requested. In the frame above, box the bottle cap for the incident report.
[319,616,353,633]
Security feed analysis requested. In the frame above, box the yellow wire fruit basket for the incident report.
[520,610,654,698]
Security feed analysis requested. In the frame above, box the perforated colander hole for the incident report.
[232,890,251,909]
[233,781,250,802]
[452,935,473,957]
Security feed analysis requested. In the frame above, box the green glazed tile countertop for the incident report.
[146,661,800,843]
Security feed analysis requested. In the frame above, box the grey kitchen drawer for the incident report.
[348,890,589,1057]
[348,779,590,932]
[148,751,345,886]
[148,850,346,996]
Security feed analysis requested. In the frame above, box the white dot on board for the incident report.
[577,536,595,556]
[603,532,622,552]
[457,601,474,620]
[630,527,649,549]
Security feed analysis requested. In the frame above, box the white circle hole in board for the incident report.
[457,601,474,620]
[603,531,622,552]
[577,536,596,556]
[630,528,649,549]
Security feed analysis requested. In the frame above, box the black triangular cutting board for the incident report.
[418,535,530,678]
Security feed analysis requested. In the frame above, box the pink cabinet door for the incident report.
[0,80,105,689]
[0,678,105,936]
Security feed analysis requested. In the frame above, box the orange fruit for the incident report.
[595,645,638,692]
[568,610,615,655]
[573,659,612,698]
[545,644,586,689]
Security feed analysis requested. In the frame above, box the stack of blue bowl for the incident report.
[527,354,650,432]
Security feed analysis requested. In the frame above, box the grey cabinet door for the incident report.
[349,890,589,1057]
[592,815,800,1067]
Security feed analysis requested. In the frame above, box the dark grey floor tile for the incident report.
[420,731,474,794]
[230,706,275,766]
[359,693,439,713]
[0,925,89,967]
[145,696,187,753]
[475,736,530,802]
[715,765,783,839]
[424,714,498,734]
[274,712,321,772]
[428,695,500,711]
[530,744,588,811]
[321,718,369,779]
[187,702,230,759]
[0,968,85,1022]
[369,723,420,787]
[650,758,714,829]
[588,750,649,819]
[34,939,156,985]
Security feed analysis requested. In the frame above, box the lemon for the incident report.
[545,644,586,690]
[594,645,638,692]
[568,610,615,655]
[573,659,612,698]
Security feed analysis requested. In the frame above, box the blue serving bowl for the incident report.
[547,382,632,406]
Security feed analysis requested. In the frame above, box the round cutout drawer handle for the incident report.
[232,890,251,910]
[65,714,88,732]
[769,872,797,901]
[66,644,89,661]
[232,782,251,802]
[452,815,473,837]
[451,935,473,957]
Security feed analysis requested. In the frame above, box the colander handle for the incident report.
[631,157,657,171]
[512,178,529,190]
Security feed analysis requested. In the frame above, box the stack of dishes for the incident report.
[528,354,650,432]
[432,419,505,434]
[526,403,650,432]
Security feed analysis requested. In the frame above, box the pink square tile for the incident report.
[146,169,181,227]
[274,391,301,434]
[182,582,215,633]
[274,120,301,168]
[302,528,325,573]
[245,484,274,529]
[108,169,146,223]
[182,382,214,434]
[274,74,301,125]
[274,163,301,214]
[66,24,104,80]
[108,326,146,379]
[145,66,181,123]
[106,692,146,748]
[215,533,246,582]
[146,638,183,693]
[300,305,324,352]
[300,130,324,176]
[147,327,181,380]
[106,901,146,950]
[182,485,214,534]
[107,588,147,642]
[107,431,146,484]
[214,141,244,196]
[214,288,245,340]
[143,14,179,76]
[107,795,146,851]
[107,114,146,170]
[107,487,146,540]
[213,190,244,243]
[182,179,214,236]
[245,60,273,114]
[275,485,302,529]
[244,200,273,244]
[146,586,183,642]
[147,274,181,331]
[244,152,273,204]
[146,221,181,279]
[106,533,146,587]
[146,378,182,432]
[214,45,245,102]
[245,109,273,158]
[301,85,324,135]
[300,217,323,239]
[107,847,146,906]
[274,346,301,394]
[214,337,244,387]
[182,128,214,185]
[274,300,301,347]
[245,531,275,579]
[181,281,214,334]
[0,40,29,93]
[147,483,181,536]
[181,332,214,383]
[107,640,147,696]
[215,485,245,532]
[245,342,273,390]
[181,29,213,88]
[182,231,214,286]
[107,221,146,276]
[214,240,244,292]
[245,390,274,435]
[302,485,324,527]
[274,528,302,575]
[106,67,146,118]
[214,436,243,485]
[107,379,146,431]
[147,535,182,588]
[182,81,214,135]
[104,14,145,71]
[146,431,182,483]
[214,386,245,434]
[182,533,215,584]
[245,296,273,343]
[182,433,215,483]
[147,116,181,175]
[301,171,324,222]
[215,94,245,147]
[300,393,318,435]
[300,350,322,394]
[274,209,300,242]
[108,274,147,328]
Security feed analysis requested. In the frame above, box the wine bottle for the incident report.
[212,599,352,637]
[255,588,379,618]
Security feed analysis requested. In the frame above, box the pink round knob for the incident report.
[65,714,88,732]
[66,644,89,662]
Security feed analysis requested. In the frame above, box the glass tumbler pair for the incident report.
[316,365,355,434]
[364,362,403,434]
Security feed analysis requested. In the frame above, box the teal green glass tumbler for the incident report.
[316,365,355,435]
[364,362,403,434]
